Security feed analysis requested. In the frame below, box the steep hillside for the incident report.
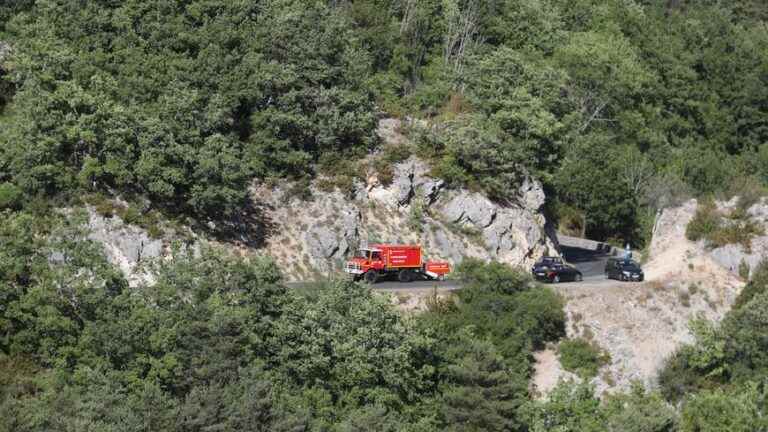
[255,122,556,281]
[534,199,747,396]
[79,120,556,283]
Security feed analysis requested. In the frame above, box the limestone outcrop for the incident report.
[254,154,556,280]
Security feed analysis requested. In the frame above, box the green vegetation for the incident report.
[522,382,676,432]
[2,1,768,430]
[659,272,768,402]
[557,338,611,379]
[0,212,571,430]
[739,258,751,280]
[0,0,766,243]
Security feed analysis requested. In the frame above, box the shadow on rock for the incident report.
[202,197,276,249]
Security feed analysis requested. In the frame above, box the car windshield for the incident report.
[619,260,639,268]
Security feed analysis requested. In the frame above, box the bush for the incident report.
[679,290,691,307]
[556,204,586,237]
[455,258,529,296]
[0,182,22,210]
[686,200,721,242]
[558,338,611,379]
[738,258,751,280]
[708,219,763,252]
[407,198,425,233]
[658,347,708,402]
[733,260,768,310]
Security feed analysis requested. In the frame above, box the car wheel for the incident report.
[364,271,378,284]
[575,274,582,282]
[553,275,560,283]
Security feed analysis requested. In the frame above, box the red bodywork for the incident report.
[344,243,451,281]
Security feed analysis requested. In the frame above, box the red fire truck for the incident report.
[344,244,451,283]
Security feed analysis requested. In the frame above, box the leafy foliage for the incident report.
[1,0,767,242]
[557,338,610,379]
[0,211,577,430]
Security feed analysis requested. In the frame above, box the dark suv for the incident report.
[605,257,644,282]
[531,257,564,276]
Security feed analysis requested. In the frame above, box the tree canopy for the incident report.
[0,0,766,242]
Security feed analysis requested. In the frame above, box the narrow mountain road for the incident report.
[289,237,629,293]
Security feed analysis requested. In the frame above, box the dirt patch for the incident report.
[531,348,579,399]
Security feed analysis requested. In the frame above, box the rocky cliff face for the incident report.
[254,157,556,280]
[83,119,557,282]
[253,121,557,280]
[707,197,768,277]
[85,207,165,287]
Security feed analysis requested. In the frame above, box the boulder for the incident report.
[376,117,407,147]
[305,226,343,260]
[747,198,768,224]
[517,175,546,211]
[439,191,497,228]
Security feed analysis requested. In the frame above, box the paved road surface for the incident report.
[289,241,618,292]
[560,244,612,278]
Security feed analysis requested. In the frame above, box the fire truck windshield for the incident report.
[354,250,369,258]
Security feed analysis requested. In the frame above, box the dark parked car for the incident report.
[534,264,583,283]
[605,257,644,281]
[531,256,564,275]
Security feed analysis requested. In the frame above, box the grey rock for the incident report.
[48,251,66,265]
[305,226,342,260]
[710,239,768,277]
[85,207,164,286]
[430,226,467,264]
[747,198,768,224]
[389,157,444,207]
[87,208,163,265]
[376,118,407,147]
[517,175,546,211]
[440,192,497,228]
[300,192,361,271]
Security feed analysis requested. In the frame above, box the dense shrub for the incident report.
[557,338,611,379]
[733,260,768,309]
[0,182,22,210]
[738,258,751,280]
[455,257,531,296]
[686,200,721,242]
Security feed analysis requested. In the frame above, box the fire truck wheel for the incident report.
[398,269,413,283]
[364,271,378,284]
